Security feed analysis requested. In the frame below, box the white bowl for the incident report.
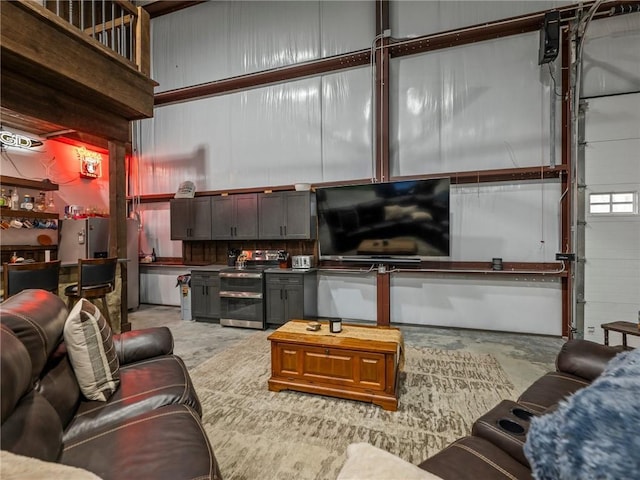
[294,183,311,191]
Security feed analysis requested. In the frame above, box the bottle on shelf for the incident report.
[10,251,18,263]
[151,248,157,262]
[10,188,19,210]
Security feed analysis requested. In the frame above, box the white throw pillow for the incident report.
[337,443,443,480]
[63,299,119,401]
[1,450,102,479]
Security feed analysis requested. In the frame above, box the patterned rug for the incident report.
[190,331,515,480]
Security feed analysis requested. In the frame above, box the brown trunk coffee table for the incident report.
[267,320,403,411]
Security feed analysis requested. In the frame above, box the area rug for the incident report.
[189,331,515,480]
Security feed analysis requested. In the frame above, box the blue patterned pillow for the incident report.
[524,347,640,479]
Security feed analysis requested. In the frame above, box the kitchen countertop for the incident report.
[264,268,318,274]
[139,263,227,271]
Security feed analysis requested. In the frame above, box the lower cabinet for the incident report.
[191,271,220,322]
[265,271,317,326]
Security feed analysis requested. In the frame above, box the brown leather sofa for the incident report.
[417,338,624,479]
[1,289,221,480]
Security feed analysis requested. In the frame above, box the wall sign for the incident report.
[0,130,43,149]
[76,146,103,178]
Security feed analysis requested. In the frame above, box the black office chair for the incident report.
[65,257,117,327]
[3,260,61,299]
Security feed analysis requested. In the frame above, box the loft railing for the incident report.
[42,0,149,75]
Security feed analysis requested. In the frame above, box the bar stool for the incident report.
[65,257,117,327]
[3,260,61,299]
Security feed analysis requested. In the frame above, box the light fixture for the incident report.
[76,146,102,178]
[0,129,43,149]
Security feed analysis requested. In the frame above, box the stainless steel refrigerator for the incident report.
[59,217,139,310]
[58,218,110,263]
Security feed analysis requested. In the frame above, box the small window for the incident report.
[589,192,637,214]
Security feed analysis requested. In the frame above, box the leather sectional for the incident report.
[1,289,221,480]
[418,338,624,479]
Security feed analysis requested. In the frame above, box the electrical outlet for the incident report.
[587,326,595,334]
[383,29,391,38]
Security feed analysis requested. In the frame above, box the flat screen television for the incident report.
[316,178,450,262]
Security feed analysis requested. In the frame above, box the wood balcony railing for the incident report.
[42,0,150,76]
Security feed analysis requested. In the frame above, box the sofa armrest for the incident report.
[112,327,174,365]
[556,339,623,381]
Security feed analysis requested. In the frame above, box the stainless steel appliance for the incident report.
[58,218,110,264]
[292,255,313,270]
[219,250,281,329]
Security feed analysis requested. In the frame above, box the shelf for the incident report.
[0,209,59,220]
[1,245,58,251]
[0,175,59,191]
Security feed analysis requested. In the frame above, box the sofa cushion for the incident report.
[524,347,640,480]
[64,299,120,402]
[338,443,443,480]
[62,354,202,443]
[0,450,101,480]
[1,325,32,423]
[0,289,68,383]
[418,436,533,480]
[517,372,589,414]
[61,404,221,480]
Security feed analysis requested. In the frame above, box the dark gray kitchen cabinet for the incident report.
[265,271,317,326]
[170,197,212,240]
[191,271,220,322]
[258,191,315,239]
[211,194,258,240]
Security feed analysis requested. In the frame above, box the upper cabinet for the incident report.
[211,194,258,240]
[170,197,212,240]
[258,191,316,240]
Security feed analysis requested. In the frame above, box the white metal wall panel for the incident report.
[229,78,322,187]
[140,266,188,306]
[151,2,374,92]
[317,272,377,321]
[390,1,572,39]
[391,274,562,335]
[320,1,375,57]
[451,181,561,262]
[321,67,373,182]
[136,202,182,260]
[581,13,640,98]
[390,32,557,176]
[583,93,640,347]
[151,2,231,92]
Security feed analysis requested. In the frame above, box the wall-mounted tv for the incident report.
[316,178,450,262]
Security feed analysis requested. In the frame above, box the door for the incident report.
[211,196,234,239]
[266,281,286,324]
[190,197,212,240]
[582,93,640,347]
[283,284,304,320]
[259,193,284,239]
[283,191,311,239]
[170,199,191,240]
[234,194,258,239]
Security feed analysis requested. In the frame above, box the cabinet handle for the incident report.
[284,290,287,300]
[234,227,237,236]
[325,348,330,355]
[280,290,283,300]
[283,225,287,236]
[230,227,233,236]
[279,226,283,235]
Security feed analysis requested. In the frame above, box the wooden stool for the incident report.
[65,257,117,328]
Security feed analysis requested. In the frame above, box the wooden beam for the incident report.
[109,140,131,332]
[1,1,154,119]
[1,67,130,142]
[376,272,391,327]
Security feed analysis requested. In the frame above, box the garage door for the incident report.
[583,93,640,347]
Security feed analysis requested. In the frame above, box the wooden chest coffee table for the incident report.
[267,320,403,411]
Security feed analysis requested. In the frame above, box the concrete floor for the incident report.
[129,304,566,397]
